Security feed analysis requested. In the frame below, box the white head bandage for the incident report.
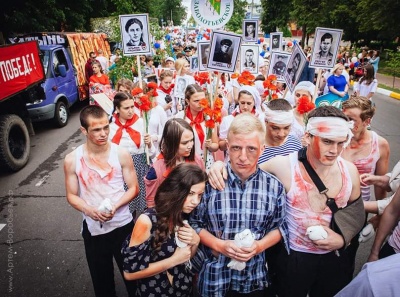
[306,117,354,147]
[294,81,316,98]
[264,106,294,125]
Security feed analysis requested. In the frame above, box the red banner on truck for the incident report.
[0,41,45,102]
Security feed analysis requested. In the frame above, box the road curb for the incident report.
[376,87,400,100]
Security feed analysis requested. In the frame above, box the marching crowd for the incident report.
[63,34,400,297]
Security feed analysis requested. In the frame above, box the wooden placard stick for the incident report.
[314,68,323,102]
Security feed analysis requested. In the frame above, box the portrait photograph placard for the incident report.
[283,43,307,92]
[207,31,241,73]
[242,20,258,43]
[240,44,259,74]
[120,14,151,55]
[270,32,283,52]
[310,27,343,69]
[174,76,189,99]
[198,41,211,71]
[190,56,199,72]
[268,51,291,82]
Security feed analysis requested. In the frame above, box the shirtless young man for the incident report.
[208,106,363,296]
[64,105,139,297]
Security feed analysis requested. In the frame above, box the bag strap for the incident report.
[298,147,339,213]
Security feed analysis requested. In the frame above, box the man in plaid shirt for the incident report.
[190,114,289,297]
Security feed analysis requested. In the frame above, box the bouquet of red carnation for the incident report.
[131,87,143,97]
[296,95,315,124]
[147,82,159,97]
[194,72,211,86]
[199,96,223,166]
[296,95,315,115]
[263,75,279,101]
[237,71,255,86]
[136,94,153,164]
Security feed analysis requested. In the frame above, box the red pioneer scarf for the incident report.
[185,107,205,146]
[158,83,175,95]
[111,114,141,148]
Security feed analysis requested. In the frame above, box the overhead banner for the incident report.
[0,41,45,102]
[191,0,234,29]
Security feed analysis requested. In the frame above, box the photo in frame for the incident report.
[120,14,151,55]
[190,56,199,72]
[270,32,283,52]
[240,44,259,74]
[268,51,291,82]
[174,76,189,100]
[310,27,343,69]
[207,31,241,73]
[198,41,211,71]
[283,43,307,92]
[242,20,258,43]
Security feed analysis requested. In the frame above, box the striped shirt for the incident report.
[190,163,289,297]
[258,134,302,164]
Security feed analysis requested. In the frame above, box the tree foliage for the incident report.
[260,0,292,33]
[225,0,247,33]
[0,0,186,38]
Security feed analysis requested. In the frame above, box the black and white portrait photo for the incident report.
[174,76,188,99]
[198,41,210,71]
[208,31,241,73]
[270,32,283,52]
[283,43,307,91]
[268,51,291,82]
[310,27,343,68]
[120,14,151,55]
[190,56,199,71]
[242,20,258,43]
[240,44,259,74]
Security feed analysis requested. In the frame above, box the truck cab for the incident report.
[26,45,79,127]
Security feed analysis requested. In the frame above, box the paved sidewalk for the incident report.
[375,73,400,100]
[376,73,400,89]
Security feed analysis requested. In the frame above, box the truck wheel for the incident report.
[54,101,69,127]
[0,114,31,172]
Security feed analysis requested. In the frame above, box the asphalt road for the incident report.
[0,93,399,297]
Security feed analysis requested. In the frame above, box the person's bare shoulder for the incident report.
[343,158,361,200]
[260,155,291,188]
[117,145,132,165]
[64,149,77,172]
[377,134,390,155]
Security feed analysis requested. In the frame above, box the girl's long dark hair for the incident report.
[359,64,375,86]
[152,163,207,252]
[159,118,196,168]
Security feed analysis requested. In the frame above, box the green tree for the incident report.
[225,0,247,33]
[153,0,187,26]
[384,49,400,88]
[356,0,400,42]
[260,0,292,34]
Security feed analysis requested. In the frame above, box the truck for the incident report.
[0,41,45,171]
[10,32,111,127]
[0,33,111,172]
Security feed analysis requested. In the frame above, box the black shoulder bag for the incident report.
[298,147,365,249]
